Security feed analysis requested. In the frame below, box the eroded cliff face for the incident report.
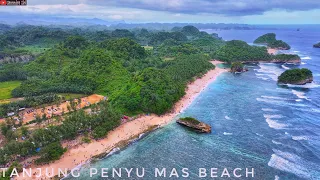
[0,54,34,63]
[291,77,313,85]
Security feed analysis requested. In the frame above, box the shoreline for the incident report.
[17,61,227,179]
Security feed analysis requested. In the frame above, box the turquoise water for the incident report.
[69,29,320,180]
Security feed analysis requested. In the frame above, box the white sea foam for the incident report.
[105,147,121,158]
[275,175,280,180]
[255,64,284,81]
[261,96,288,100]
[245,119,252,122]
[301,62,306,65]
[257,97,307,107]
[285,132,289,135]
[223,132,233,135]
[292,136,309,141]
[287,82,320,89]
[255,73,267,76]
[225,115,232,120]
[295,99,302,102]
[292,90,307,99]
[281,65,290,70]
[265,118,288,129]
[293,50,300,53]
[301,56,311,60]
[262,108,279,112]
[268,149,319,179]
[257,76,269,81]
[272,140,282,145]
[256,133,264,137]
[263,114,284,119]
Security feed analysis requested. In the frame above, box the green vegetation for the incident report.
[313,42,320,48]
[231,62,244,73]
[212,40,299,63]
[35,142,67,165]
[179,117,201,125]
[0,81,21,100]
[254,33,290,50]
[212,40,271,62]
[0,24,299,167]
[0,101,120,165]
[278,68,313,84]
[0,93,59,118]
[58,93,85,100]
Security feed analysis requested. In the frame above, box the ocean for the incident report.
[68,28,320,180]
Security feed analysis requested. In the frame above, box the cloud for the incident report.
[89,0,320,16]
[0,0,319,24]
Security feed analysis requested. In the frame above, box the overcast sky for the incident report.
[1,0,320,24]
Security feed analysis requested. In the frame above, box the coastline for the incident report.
[17,60,227,179]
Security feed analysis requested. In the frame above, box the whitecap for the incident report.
[225,116,232,120]
[223,132,233,135]
[281,65,290,70]
[265,118,288,129]
[261,96,288,100]
[256,98,307,107]
[257,76,269,81]
[275,175,280,180]
[293,51,300,53]
[287,82,320,89]
[301,62,306,65]
[264,114,284,119]
[301,56,311,60]
[292,136,309,141]
[256,133,264,137]
[262,108,279,112]
[292,90,307,99]
[255,73,267,76]
[268,149,319,179]
[272,140,282,145]
[105,147,121,158]
[254,64,283,81]
[245,119,252,122]
[295,99,302,102]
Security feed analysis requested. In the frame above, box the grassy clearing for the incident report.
[57,93,86,100]
[142,46,153,50]
[16,46,51,55]
[0,81,21,100]
[163,57,175,61]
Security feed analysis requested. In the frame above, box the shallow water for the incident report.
[69,28,320,180]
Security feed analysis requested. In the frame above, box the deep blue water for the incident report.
[70,28,320,180]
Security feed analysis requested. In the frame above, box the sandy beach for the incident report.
[267,48,278,55]
[16,61,227,180]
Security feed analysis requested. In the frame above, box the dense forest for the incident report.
[212,40,299,63]
[254,33,291,50]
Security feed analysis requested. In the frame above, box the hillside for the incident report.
[212,40,299,63]
[254,33,291,50]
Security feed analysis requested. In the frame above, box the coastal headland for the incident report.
[16,61,227,179]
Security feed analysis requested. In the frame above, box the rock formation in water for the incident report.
[177,117,211,133]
